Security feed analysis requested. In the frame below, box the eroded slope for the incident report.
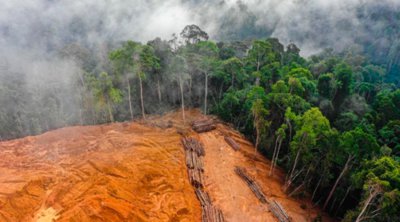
[0,121,200,221]
[0,110,330,222]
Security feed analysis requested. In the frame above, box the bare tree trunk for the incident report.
[255,57,260,86]
[286,118,293,142]
[204,72,208,114]
[157,78,162,103]
[179,77,185,124]
[289,164,312,197]
[270,135,280,176]
[139,74,145,119]
[255,127,260,156]
[285,135,304,191]
[289,183,304,197]
[323,155,353,210]
[355,188,380,222]
[312,176,323,201]
[335,185,352,216]
[127,76,134,120]
[272,137,283,175]
[79,107,83,125]
[106,99,114,122]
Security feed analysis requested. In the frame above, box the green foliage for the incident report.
[251,98,270,151]
[339,127,379,160]
[379,120,400,156]
[348,156,400,221]
[373,89,400,126]
[317,73,336,99]
[2,26,400,220]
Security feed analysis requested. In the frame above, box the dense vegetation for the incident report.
[0,25,399,221]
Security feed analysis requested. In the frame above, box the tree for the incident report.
[332,63,354,117]
[379,120,400,156]
[168,55,189,123]
[88,72,122,122]
[284,43,305,66]
[318,73,336,99]
[323,127,380,210]
[284,108,334,193]
[139,45,161,118]
[346,157,400,222]
[109,41,141,120]
[180,24,209,45]
[269,123,287,176]
[251,99,270,155]
[246,40,275,86]
[195,41,220,114]
[222,57,245,89]
[147,37,172,104]
[373,89,400,126]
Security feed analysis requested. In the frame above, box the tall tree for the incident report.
[139,45,161,118]
[147,38,172,104]
[109,41,141,120]
[180,24,209,45]
[346,157,400,222]
[323,127,380,210]
[169,55,189,123]
[246,40,274,86]
[88,72,122,122]
[251,98,270,154]
[195,41,220,114]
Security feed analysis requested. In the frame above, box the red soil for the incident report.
[0,109,331,222]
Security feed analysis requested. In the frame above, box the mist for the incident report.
[1,0,399,139]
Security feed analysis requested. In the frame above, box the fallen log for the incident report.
[191,151,204,171]
[195,189,212,207]
[185,149,194,169]
[234,166,267,204]
[181,137,205,156]
[188,168,204,188]
[268,200,291,222]
[181,135,225,221]
[202,205,225,222]
[193,124,216,133]
[273,200,290,221]
[224,136,240,151]
[235,167,291,222]
[192,118,216,133]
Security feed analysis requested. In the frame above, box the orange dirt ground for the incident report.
[0,109,332,222]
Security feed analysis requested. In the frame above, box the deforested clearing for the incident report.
[0,110,332,222]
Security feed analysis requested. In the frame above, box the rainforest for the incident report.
[0,1,399,221]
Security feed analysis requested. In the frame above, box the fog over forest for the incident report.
[0,0,399,138]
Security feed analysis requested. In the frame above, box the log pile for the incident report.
[182,137,205,188]
[188,168,204,188]
[195,189,212,207]
[268,200,291,222]
[184,150,204,171]
[181,136,225,222]
[224,136,240,151]
[182,137,205,156]
[202,205,225,222]
[192,119,216,133]
[234,166,267,203]
[234,166,291,222]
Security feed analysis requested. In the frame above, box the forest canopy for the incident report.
[0,24,399,221]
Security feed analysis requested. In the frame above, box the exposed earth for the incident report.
[0,110,331,222]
